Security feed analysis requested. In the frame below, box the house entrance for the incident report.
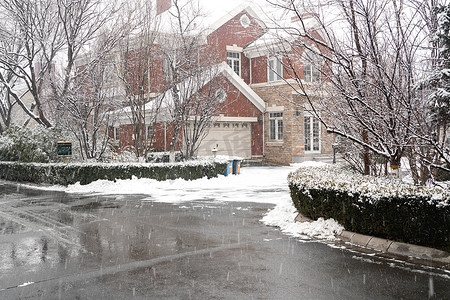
[304,114,320,153]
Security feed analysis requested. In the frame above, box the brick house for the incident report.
[110,1,335,165]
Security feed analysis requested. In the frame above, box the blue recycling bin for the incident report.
[232,159,241,175]
[224,161,233,176]
[224,160,241,176]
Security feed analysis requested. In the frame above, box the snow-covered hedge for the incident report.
[0,160,228,185]
[0,126,61,162]
[288,164,450,250]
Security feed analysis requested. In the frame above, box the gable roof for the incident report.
[111,62,265,120]
[206,2,269,35]
[217,62,265,112]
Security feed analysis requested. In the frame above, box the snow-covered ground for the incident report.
[29,161,344,240]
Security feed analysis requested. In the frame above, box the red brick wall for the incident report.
[251,121,263,156]
[207,11,265,84]
[220,81,262,118]
[251,56,267,84]
[151,121,177,151]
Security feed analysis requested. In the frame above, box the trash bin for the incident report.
[232,159,241,175]
[224,161,233,176]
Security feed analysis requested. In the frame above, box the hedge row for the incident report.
[288,164,450,251]
[0,161,228,185]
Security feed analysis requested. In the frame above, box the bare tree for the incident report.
[265,0,443,181]
[48,0,133,160]
[116,0,164,158]
[0,0,62,128]
[0,22,23,133]
[162,0,227,160]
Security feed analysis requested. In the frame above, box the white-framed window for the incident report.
[114,127,120,141]
[147,124,153,140]
[269,112,283,141]
[303,49,321,82]
[163,56,174,81]
[304,113,320,152]
[227,51,240,76]
[268,56,283,82]
[104,61,117,83]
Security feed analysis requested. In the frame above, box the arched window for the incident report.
[303,49,321,82]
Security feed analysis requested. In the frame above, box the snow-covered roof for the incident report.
[156,1,274,40]
[218,62,265,112]
[111,62,265,120]
[244,16,324,58]
[206,2,269,35]
[154,62,265,112]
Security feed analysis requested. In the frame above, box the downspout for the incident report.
[262,111,265,159]
[249,57,252,85]
[164,122,167,151]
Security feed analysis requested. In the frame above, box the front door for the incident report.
[304,114,320,153]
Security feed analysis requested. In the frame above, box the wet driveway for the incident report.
[0,181,449,299]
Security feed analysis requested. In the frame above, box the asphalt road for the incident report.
[0,180,449,299]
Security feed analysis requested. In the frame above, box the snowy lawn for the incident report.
[26,161,344,240]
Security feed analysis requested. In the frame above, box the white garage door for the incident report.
[196,122,251,158]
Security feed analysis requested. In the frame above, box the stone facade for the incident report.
[253,82,334,165]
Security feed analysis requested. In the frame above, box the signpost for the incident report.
[57,142,72,162]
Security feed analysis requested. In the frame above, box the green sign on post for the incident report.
[57,142,72,156]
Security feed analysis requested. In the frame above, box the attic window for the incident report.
[240,14,250,28]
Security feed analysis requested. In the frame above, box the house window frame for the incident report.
[304,112,321,152]
[269,112,283,141]
[114,127,120,141]
[146,124,154,140]
[103,61,117,84]
[303,49,321,83]
[226,51,241,76]
[268,56,283,82]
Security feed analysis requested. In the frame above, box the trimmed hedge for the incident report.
[288,164,450,251]
[0,161,228,185]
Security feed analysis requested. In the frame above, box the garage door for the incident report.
[196,122,252,158]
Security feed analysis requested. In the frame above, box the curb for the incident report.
[295,213,450,267]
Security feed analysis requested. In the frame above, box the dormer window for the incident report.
[303,49,321,82]
[268,56,283,82]
[227,52,240,76]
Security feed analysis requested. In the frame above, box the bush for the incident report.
[0,126,61,162]
[0,160,228,185]
[288,164,450,250]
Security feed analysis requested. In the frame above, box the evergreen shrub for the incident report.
[288,164,450,250]
[0,161,228,185]
[0,126,60,162]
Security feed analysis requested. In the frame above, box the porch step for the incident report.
[299,154,343,164]
[241,159,278,167]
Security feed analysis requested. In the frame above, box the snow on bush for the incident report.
[0,159,228,185]
[0,126,61,162]
[288,164,449,206]
[288,164,450,249]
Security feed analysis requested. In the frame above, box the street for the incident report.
[0,166,449,299]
